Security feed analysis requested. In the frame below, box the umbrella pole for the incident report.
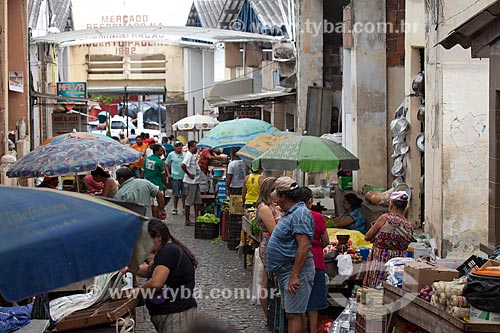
[76,174,80,192]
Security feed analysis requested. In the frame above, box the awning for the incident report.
[32,25,285,48]
[31,91,97,103]
[87,86,167,95]
[205,77,254,106]
[209,90,296,107]
[438,1,500,57]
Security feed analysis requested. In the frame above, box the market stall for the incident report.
[383,283,500,333]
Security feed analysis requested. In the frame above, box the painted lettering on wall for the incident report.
[83,15,165,54]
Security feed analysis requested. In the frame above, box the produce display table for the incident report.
[241,215,260,269]
[383,282,500,333]
[326,261,366,307]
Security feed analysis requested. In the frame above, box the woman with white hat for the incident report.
[363,191,414,288]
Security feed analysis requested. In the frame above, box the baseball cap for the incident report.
[174,141,183,146]
[390,191,409,201]
[272,176,299,195]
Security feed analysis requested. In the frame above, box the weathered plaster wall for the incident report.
[296,0,323,132]
[0,0,8,157]
[7,0,29,132]
[351,0,388,189]
[441,62,489,256]
[425,0,492,257]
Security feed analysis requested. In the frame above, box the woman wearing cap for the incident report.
[363,191,414,288]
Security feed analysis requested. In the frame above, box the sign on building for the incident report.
[56,82,87,103]
[52,113,83,136]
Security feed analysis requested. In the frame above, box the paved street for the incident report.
[135,205,267,333]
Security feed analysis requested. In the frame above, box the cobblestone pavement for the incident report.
[135,206,268,333]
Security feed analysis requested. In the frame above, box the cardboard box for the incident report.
[229,195,244,215]
[402,261,459,294]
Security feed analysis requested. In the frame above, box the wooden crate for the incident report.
[55,298,138,332]
[356,303,386,333]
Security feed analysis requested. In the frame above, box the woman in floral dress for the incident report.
[364,191,414,288]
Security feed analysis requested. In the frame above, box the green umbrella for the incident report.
[253,136,360,172]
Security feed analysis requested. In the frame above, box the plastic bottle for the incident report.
[19,118,26,139]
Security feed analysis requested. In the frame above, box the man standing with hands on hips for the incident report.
[181,140,202,226]
[266,176,315,333]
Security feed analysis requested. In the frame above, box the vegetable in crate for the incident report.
[196,213,220,224]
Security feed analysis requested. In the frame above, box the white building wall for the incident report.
[424,0,493,257]
[202,50,214,114]
[184,48,203,116]
[214,44,225,82]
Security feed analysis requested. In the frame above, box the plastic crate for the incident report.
[339,176,353,191]
[194,222,219,239]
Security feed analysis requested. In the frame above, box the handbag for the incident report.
[147,246,183,305]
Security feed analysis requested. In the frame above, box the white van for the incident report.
[88,115,160,139]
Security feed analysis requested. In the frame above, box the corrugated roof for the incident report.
[249,0,289,30]
[32,25,284,47]
[439,1,500,52]
[28,0,43,29]
[48,0,73,32]
[192,0,226,29]
[218,0,245,29]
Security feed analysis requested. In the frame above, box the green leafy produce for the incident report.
[326,220,336,228]
[221,199,230,211]
[196,213,220,224]
[250,218,260,236]
[204,202,218,215]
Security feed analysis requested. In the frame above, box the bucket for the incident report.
[359,247,370,261]
[213,169,224,177]
[408,242,431,258]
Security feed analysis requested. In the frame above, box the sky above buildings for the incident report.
[71,0,193,29]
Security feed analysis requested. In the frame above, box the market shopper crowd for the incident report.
[28,131,417,333]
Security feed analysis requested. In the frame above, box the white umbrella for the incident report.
[172,115,219,131]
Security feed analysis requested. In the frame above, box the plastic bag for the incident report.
[337,254,353,276]
[385,257,414,287]
[463,279,500,312]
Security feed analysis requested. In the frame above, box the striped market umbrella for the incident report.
[253,136,360,172]
[197,118,280,149]
[6,132,141,177]
[236,131,298,161]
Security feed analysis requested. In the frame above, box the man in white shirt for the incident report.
[226,147,248,196]
[181,140,202,226]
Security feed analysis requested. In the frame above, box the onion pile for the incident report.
[418,284,433,302]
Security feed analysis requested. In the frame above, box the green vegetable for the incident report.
[196,213,220,224]
[250,218,260,236]
[326,220,336,228]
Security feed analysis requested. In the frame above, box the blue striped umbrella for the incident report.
[197,118,280,149]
